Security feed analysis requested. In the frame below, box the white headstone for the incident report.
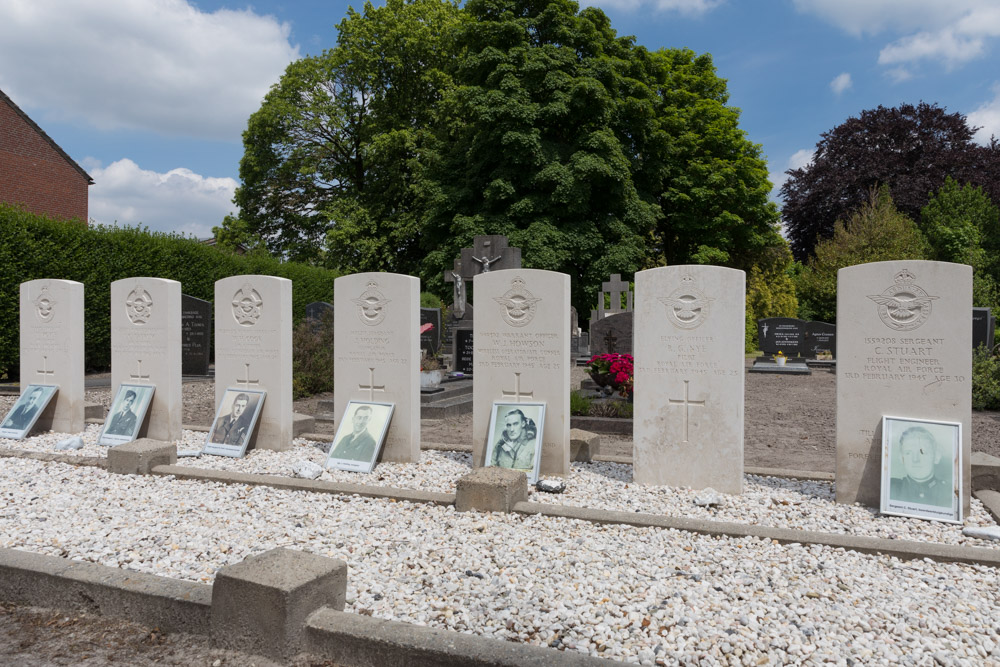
[110,278,182,441]
[473,270,570,476]
[214,275,293,450]
[334,273,419,462]
[19,279,85,433]
[837,261,972,512]
[633,266,745,494]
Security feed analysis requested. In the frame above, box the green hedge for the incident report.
[0,204,338,377]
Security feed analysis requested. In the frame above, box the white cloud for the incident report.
[791,0,979,36]
[582,0,722,15]
[0,0,299,142]
[769,149,815,198]
[84,158,237,239]
[830,72,852,95]
[878,29,986,69]
[968,84,1000,145]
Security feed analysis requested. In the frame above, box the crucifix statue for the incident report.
[443,259,466,319]
[458,235,521,282]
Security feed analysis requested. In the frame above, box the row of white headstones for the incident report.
[15,259,971,512]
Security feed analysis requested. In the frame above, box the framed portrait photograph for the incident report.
[326,401,394,473]
[0,384,58,440]
[881,415,962,524]
[484,402,546,484]
[204,388,267,458]
[98,383,155,446]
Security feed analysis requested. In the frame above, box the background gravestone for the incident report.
[836,261,972,512]
[570,307,580,357]
[454,328,474,374]
[589,311,633,356]
[420,307,442,356]
[473,270,570,476]
[111,277,182,441]
[803,321,836,358]
[757,317,806,357]
[633,266,745,494]
[19,279,85,434]
[972,307,994,352]
[182,294,212,376]
[306,301,334,324]
[215,275,293,451]
[442,304,473,351]
[589,274,633,322]
[334,272,419,463]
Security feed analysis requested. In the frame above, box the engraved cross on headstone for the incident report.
[359,367,386,401]
[591,273,633,321]
[236,363,259,389]
[36,356,55,380]
[667,380,705,443]
[603,332,618,354]
[130,359,151,383]
[501,372,534,402]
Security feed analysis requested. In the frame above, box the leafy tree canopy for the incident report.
[781,102,1000,262]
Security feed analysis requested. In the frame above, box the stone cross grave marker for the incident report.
[473,270,570,476]
[181,294,212,376]
[442,259,468,320]
[837,261,972,512]
[590,274,633,321]
[334,273,419,462]
[633,266,745,494]
[459,235,521,280]
[215,275,293,450]
[20,279,85,434]
[111,278,182,441]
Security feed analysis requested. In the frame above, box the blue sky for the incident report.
[2,0,999,239]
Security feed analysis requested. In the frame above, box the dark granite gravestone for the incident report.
[803,321,836,358]
[973,307,995,352]
[454,327,474,374]
[181,294,212,375]
[306,301,334,323]
[589,311,633,356]
[421,307,442,356]
[757,317,807,357]
[442,304,474,350]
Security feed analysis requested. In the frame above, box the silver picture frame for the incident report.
[880,415,962,524]
[204,388,267,458]
[484,401,546,484]
[98,383,155,446]
[0,384,58,440]
[326,401,395,473]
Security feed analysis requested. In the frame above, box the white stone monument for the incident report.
[19,279,85,433]
[334,272,420,462]
[215,275,293,451]
[633,266,745,494]
[110,278,182,441]
[837,261,972,512]
[473,270,570,476]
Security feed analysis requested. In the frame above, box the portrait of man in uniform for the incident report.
[326,401,394,473]
[485,402,545,483]
[204,388,266,457]
[882,416,961,523]
[0,385,56,438]
[105,390,138,436]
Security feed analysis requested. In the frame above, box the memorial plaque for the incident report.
[473,270,570,476]
[837,261,972,513]
[215,275,293,451]
[589,312,633,356]
[19,279,85,434]
[420,307,442,356]
[111,278,182,441]
[758,317,806,356]
[182,294,212,376]
[633,266,745,494]
[334,272,419,463]
[454,328,474,374]
[803,321,837,358]
[972,307,994,352]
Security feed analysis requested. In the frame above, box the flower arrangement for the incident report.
[419,323,442,371]
[586,353,634,399]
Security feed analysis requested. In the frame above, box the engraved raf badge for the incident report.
[867,269,938,331]
[353,280,390,326]
[659,273,712,330]
[34,285,56,323]
[126,284,153,324]
[232,282,263,326]
[494,276,541,327]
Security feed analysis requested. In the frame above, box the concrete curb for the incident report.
[305,607,607,667]
[975,489,1000,523]
[0,448,107,468]
[152,464,456,506]
[0,547,211,635]
[513,501,1000,566]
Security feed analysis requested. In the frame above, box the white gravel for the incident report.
[0,456,998,664]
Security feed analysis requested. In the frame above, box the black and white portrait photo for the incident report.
[98,383,155,446]
[326,401,394,473]
[881,416,961,523]
[484,402,546,484]
[204,388,266,457]
[0,384,57,440]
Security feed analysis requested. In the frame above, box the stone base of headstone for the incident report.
[107,439,177,475]
[748,359,811,375]
[293,413,315,437]
[972,452,1000,492]
[455,468,527,513]
[85,402,103,420]
[211,548,346,661]
[570,429,600,462]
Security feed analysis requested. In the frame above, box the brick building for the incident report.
[0,88,93,222]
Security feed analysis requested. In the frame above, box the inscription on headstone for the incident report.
[454,328,474,374]
[757,317,806,357]
[182,294,212,376]
[803,321,836,358]
[972,307,994,352]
